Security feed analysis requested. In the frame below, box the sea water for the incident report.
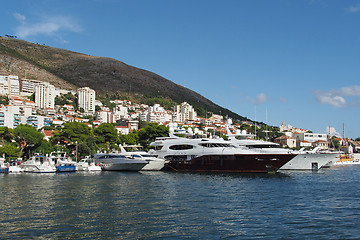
[1,166,360,239]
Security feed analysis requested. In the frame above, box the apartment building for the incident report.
[173,102,197,123]
[35,82,56,109]
[77,87,95,114]
[21,79,42,94]
[0,112,21,129]
[0,75,20,96]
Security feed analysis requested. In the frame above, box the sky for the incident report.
[1,0,360,139]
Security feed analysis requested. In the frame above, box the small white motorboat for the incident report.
[21,155,56,173]
[77,156,102,171]
[8,160,23,173]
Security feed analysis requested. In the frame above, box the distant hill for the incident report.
[0,36,248,121]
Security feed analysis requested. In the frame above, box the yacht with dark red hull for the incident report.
[149,136,296,173]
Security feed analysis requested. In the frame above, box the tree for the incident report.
[138,123,168,149]
[93,123,119,149]
[78,142,92,157]
[51,122,93,157]
[0,127,13,144]
[0,144,20,158]
[119,131,139,145]
[13,125,44,158]
[0,96,9,106]
[34,140,55,155]
[330,136,340,150]
[52,122,92,145]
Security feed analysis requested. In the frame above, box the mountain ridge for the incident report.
[0,36,248,121]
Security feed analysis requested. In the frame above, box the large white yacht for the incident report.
[21,155,56,173]
[148,135,296,173]
[226,128,336,170]
[229,138,336,170]
[93,153,148,171]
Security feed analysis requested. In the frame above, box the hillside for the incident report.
[0,36,248,121]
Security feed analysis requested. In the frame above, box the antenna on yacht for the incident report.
[254,105,257,140]
[266,107,268,140]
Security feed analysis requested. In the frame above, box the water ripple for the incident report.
[1,167,360,239]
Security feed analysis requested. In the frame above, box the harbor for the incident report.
[1,165,360,239]
[1,1,360,238]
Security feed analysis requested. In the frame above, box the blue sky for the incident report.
[2,0,360,138]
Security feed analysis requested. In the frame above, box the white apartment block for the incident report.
[293,132,328,144]
[77,87,95,114]
[139,104,172,123]
[0,111,21,129]
[173,102,197,123]
[26,115,52,129]
[0,75,20,96]
[210,114,223,124]
[0,105,34,117]
[113,105,129,121]
[96,110,114,123]
[35,82,56,109]
[149,104,164,112]
[21,79,42,94]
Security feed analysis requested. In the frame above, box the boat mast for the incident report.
[254,105,257,139]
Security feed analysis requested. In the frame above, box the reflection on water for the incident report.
[1,167,360,239]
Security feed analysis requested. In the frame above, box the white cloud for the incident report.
[247,93,268,105]
[326,126,341,137]
[337,86,360,96]
[347,4,360,13]
[14,12,26,22]
[316,94,347,107]
[256,93,267,104]
[14,13,82,39]
[313,85,360,108]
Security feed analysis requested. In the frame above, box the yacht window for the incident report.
[199,143,233,148]
[247,145,278,149]
[151,146,163,150]
[169,144,194,150]
[165,155,189,161]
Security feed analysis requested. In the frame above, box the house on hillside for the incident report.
[42,129,56,141]
[312,140,329,150]
[115,126,129,135]
[274,135,296,148]
[350,140,360,153]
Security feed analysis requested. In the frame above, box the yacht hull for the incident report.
[0,167,9,173]
[22,165,56,173]
[94,153,148,171]
[163,154,296,173]
[56,165,77,172]
[100,162,147,171]
[280,153,337,170]
[141,160,165,171]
